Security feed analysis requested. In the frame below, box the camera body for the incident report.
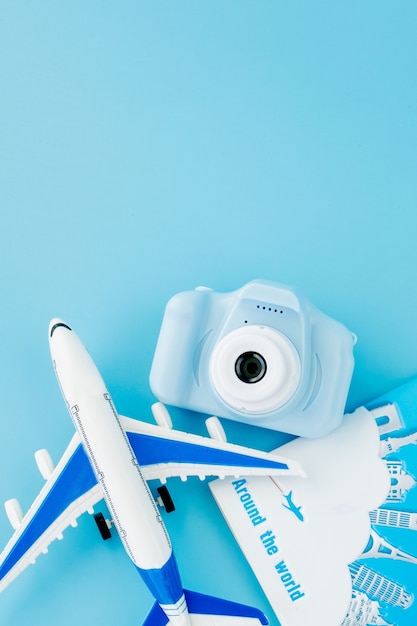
[150,280,355,437]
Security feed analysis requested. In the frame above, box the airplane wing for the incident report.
[120,416,302,482]
[0,432,101,592]
[0,413,301,595]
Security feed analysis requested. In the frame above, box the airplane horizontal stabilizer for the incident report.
[185,589,268,624]
[142,590,268,625]
[142,601,169,626]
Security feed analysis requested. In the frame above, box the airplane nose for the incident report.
[49,318,72,338]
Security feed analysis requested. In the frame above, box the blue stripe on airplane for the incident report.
[127,432,288,470]
[136,552,183,606]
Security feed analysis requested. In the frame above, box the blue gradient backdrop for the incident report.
[0,3,416,625]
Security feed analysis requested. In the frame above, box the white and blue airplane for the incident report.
[0,319,303,625]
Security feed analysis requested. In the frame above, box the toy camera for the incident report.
[149,280,355,437]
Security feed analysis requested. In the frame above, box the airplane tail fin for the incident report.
[143,589,269,625]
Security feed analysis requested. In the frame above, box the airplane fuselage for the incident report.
[50,321,190,625]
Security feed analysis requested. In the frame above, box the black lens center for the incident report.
[235,351,267,384]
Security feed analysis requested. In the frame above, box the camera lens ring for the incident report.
[209,325,301,414]
[235,351,267,384]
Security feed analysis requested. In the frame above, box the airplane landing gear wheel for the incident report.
[157,486,175,513]
[94,512,112,540]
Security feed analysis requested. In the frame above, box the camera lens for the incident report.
[235,351,267,384]
[210,325,301,414]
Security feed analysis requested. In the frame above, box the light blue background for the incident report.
[0,3,416,625]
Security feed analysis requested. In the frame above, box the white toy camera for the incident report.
[150,280,355,437]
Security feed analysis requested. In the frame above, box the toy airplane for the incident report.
[0,319,303,625]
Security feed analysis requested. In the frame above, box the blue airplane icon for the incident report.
[282,491,304,522]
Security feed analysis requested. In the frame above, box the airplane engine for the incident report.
[151,402,173,429]
[4,498,23,530]
[205,416,227,442]
[34,449,54,480]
